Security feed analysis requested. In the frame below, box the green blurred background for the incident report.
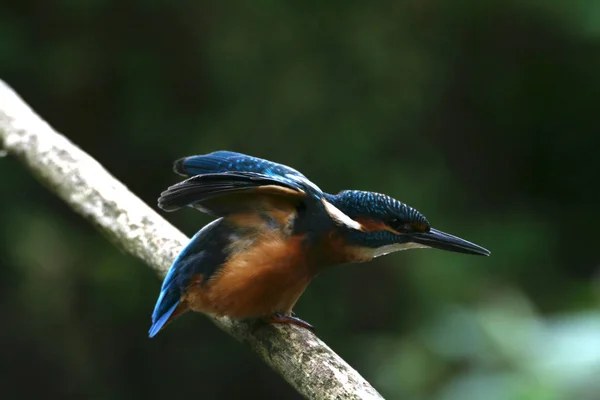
[2,1,600,399]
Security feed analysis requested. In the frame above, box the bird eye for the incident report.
[411,222,430,233]
[389,217,429,233]
[389,218,407,231]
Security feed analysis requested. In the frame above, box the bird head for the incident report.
[324,190,490,259]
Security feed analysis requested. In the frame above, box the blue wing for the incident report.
[159,151,323,215]
[149,218,228,337]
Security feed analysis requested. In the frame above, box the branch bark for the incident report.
[0,80,384,400]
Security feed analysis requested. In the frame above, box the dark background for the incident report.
[2,2,600,399]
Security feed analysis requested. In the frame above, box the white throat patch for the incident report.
[322,199,363,231]
[372,242,430,258]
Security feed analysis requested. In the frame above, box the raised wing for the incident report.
[159,152,323,216]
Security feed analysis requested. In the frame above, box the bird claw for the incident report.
[264,312,315,332]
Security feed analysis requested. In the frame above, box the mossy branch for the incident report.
[0,80,384,400]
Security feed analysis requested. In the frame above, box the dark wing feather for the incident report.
[158,171,308,216]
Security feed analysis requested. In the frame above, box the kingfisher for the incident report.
[148,151,490,337]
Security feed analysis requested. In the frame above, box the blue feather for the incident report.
[148,219,229,337]
[174,151,306,180]
[148,253,186,337]
[148,301,179,338]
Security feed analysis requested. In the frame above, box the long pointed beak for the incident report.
[412,228,490,256]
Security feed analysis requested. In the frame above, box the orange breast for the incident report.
[184,233,312,319]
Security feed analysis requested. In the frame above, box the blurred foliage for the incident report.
[1,1,600,399]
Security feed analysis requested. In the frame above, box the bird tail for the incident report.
[148,219,226,338]
[148,300,189,338]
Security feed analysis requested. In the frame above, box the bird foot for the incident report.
[264,312,315,332]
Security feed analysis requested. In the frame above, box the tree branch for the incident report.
[0,80,384,400]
